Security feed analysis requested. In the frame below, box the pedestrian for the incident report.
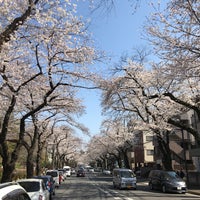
[180,169,185,179]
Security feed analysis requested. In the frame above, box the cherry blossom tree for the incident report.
[144,0,200,144]
[99,1,200,170]
[47,125,82,169]
[0,0,98,182]
[86,118,135,169]
[100,55,184,170]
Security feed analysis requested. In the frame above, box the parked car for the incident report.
[33,175,55,198]
[58,169,67,180]
[63,166,71,177]
[76,168,85,177]
[113,168,137,190]
[103,169,111,175]
[148,170,187,193]
[46,169,60,188]
[71,168,76,175]
[0,182,31,200]
[17,178,50,200]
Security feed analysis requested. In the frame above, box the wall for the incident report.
[188,172,200,187]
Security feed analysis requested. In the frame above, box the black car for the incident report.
[33,175,55,198]
[76,169,85,177]
[148,170,187,193]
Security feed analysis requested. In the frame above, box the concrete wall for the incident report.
[188,172,200,187]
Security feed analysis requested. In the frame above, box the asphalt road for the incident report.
[52,173,200,200]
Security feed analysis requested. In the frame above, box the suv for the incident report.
[0,182,31,200]
[148,170,187,193]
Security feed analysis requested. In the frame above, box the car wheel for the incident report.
[162,185,166,193]
[149,182,154,190]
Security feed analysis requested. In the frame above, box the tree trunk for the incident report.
[0,141,21,183]
[35,150,41,176]
[26,149,35,178]
[157,132,173,170]
[123,150,130,169]
[36,140,44,176]
[1,159,15,183]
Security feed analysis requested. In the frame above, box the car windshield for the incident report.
[18,181,40,192]
[163,171,179,179]
[120,171,135,178]
[46,171,57,177]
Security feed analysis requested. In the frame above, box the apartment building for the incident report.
[153,110,200,172]
[128,130,154,170]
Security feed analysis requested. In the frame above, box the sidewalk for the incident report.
[188,187,200,196]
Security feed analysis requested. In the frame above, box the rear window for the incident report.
[46,171,58,177]
[120,171,135,178]
[18,181,40,192]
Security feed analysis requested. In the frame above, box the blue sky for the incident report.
[76,1,154,142]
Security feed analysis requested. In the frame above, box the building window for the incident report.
[146,136,153,142]
[146,149,154,155]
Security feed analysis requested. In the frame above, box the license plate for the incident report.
[177,187,181,190]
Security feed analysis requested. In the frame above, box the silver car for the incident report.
[148,170,187,193]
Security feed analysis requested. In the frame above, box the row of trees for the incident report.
[1,0,199,182]
[0,0,102,182]
[85,0,200,171]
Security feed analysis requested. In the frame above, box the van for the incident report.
[113,168,137,189]
[63,166,71,177]
[46,170,60,188]
[148,170,187,193]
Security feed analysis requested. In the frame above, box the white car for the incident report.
[46,169,60,187]
[0,182,31,200]
[103,169,111,175]
[63,166,71,177]
[17,178,50,200]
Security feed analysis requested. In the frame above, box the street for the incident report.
[52,173,200,200]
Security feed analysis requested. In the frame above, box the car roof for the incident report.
[34,175,52,178]
[0,182,28,198]
[17,178,43,183]
[113,168,131,171]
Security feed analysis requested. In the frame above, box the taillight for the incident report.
[39,195,43,200]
